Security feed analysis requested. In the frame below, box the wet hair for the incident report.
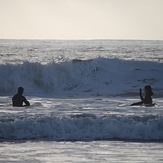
[144,85,153,95]
[18,87,24,95]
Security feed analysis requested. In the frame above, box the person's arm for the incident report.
[24,100,30,106]
[23,96,30,106]
[139,88,144,102]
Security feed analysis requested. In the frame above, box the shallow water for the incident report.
[1,139,163,163]
[0,95,163,162]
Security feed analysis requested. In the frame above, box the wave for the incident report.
[0,113,163,140]
[0,57,163,95]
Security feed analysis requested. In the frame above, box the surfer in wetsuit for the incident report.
[130,85,153,106]
[12,87,30,107]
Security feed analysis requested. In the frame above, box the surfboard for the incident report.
[117,103,130,107]
[31,102,43,107]
[118,103,156,107]
[144,103,156,107]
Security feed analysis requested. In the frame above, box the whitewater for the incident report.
[0,39,163,162]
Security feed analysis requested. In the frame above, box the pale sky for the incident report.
[0,0,163,40]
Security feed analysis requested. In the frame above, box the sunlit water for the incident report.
[0,39,163,162]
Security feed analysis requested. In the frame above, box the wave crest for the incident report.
[0,57,163,95]
[0,114,163,140]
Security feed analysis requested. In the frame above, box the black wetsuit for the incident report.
[130,91,153,106]
[12,94,30,107]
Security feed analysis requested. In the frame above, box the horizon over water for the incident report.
[0,39,163,162]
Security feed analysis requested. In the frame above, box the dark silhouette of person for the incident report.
[12,87,30,107]
[130,85,153,106]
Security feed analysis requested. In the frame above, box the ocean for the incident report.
[0,39,163,162]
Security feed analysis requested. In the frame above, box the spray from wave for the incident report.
[0,57,162,95]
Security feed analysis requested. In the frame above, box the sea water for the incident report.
[0,39,163,162]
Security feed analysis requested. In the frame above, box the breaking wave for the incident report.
[0,113,163,141]
[0,57,163,95]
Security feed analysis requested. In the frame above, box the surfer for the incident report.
[130,85,153,106]
[12,87,30,107]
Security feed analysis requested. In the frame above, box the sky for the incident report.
[0,0,163,40]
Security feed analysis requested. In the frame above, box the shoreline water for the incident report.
[0,139,163,163]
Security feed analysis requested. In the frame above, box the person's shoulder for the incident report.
[21,95,26,98]
[13,94,18,98]
[22,95,28,100]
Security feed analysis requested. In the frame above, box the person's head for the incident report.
[18,87,24,95]
[144,85,153,95]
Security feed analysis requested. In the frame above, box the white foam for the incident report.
[0,40,163,141]
[0,57,162,96]
[0,96,163,140]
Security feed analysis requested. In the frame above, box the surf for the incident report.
[0,57,163,96]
